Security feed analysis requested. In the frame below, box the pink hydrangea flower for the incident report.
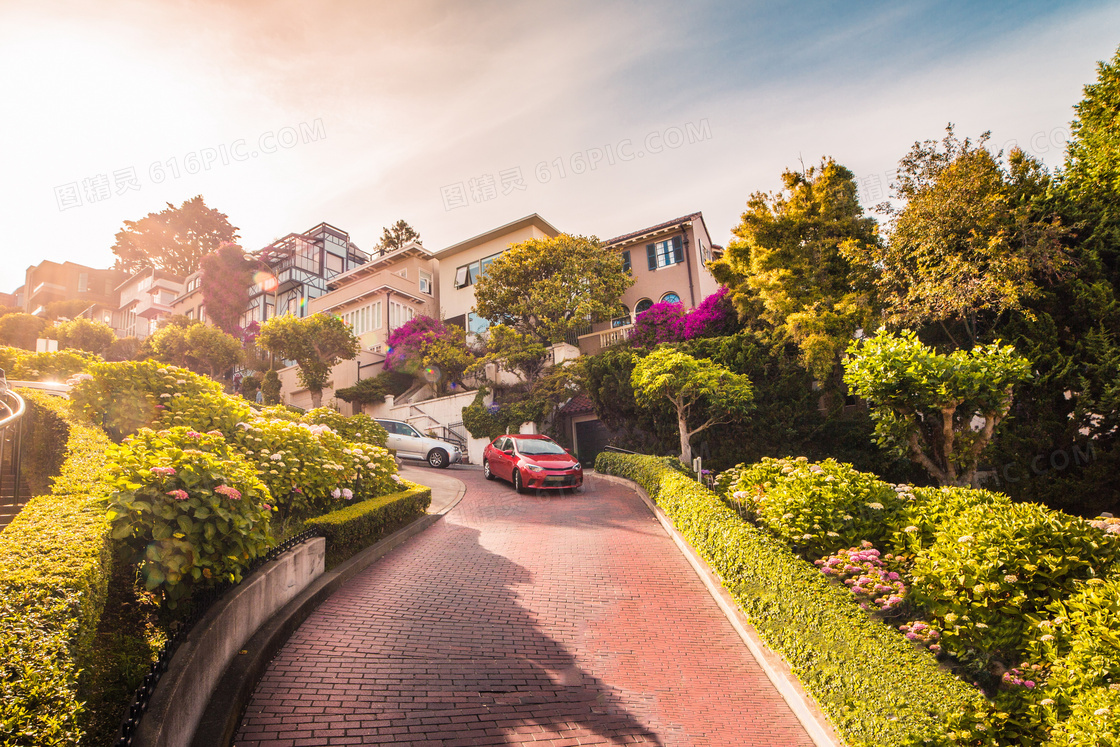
[167,489,189,501]
[214,485,242,500]
[151,467,176,476]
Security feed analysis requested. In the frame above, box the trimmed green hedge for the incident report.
[0,392,115,746]
[595,451,985,747]
[304,482,432,568]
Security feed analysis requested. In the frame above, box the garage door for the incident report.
[574,419,613,466]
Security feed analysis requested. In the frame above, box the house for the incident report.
[576,211,720,355]
[169,271,206,324]
[107,269,184,339]
[277,240,440,411]
[22,260,126,317]
[432,213,560,337]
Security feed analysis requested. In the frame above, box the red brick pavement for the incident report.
[234,468,815,746]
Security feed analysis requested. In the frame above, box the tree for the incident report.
[44,317,116,355]
[147,319,242,379]
[374,220,421,253]
[854,127,1067,348]
[474,325,549,383]
[711,159,880,381]
[843,329,1031,487]
[473,234,633,344]
[111,196,239,275]
[383,316,475,394]
[256,313,359,407]
[44,299,96,321]
[1062,44,1120,285]
[260,369,282,405]
[105,336,143,362]
[631,347,754,464]
[0,313,47,351]
[200,243,253,336]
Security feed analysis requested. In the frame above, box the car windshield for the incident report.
[514,438,567,455]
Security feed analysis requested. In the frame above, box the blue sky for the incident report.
[0,0,1116,294]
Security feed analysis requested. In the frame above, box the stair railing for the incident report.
[0,375,28,514]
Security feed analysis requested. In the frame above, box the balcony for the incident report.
[577,323,634,352]
[134,295,173,319]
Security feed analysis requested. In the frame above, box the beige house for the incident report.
[170,271,206,324]
[576,211,721,355]
[278,241,440,411]
[432,213,560,336]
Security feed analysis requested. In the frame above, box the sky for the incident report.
[0,0,1117,294]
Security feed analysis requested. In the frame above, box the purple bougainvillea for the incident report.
[384,316,456,371]
[630,287,738,348]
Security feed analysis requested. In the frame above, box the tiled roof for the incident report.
[559,394,596,415]
[604,212,702,246]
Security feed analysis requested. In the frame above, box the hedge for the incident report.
[304,481,432,568]
[0,391,116,746]
[594,451,984,747]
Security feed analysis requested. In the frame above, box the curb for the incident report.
[191,475,467,747]
[593,472,846,747]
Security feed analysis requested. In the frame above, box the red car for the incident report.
[482,434,583,493]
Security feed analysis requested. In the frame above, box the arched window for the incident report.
[635,298,654,316]
[660,292,681,304]
[612,305,631,328]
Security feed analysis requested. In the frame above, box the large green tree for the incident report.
[843,329,1031,487]
[373,220,421,253]
[256,313,359,407]
[711,158,879,381]
[112,196,239,276]
[855,127,1067,348]
[631,347,754,464]
[147,319,242,380]
[473,234,632,345]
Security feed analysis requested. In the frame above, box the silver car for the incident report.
[375,419,463,468]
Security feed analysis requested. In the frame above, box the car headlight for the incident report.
[525,464,544,472]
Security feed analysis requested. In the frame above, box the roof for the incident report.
[603,212,703,247]
[326,240,433,291]
[559,394,596,415]
[432,214,561,260]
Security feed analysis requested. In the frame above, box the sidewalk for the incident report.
[234,467,818,746]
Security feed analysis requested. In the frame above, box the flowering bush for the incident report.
[70,360,239,440]
[630,301,686,347]
[629,288,738,348]
[815,542,907,613]
[908,502,1116,666]
[229,417,397,519]
[899,621,942,653]
[717,456,907,559]
[0,346,101,380]
[890,485,1014,556]
[103,427,273,605]
[301,407,388,448]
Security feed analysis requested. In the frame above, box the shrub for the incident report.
[0,394,115,746]
[595,451,984,746]
[301,407,388,447]
[304,481,431,567]
[719,456,906,560]
[815,543,908,614]
[908,502,1116,666]
[229,417,398,520]
[103,427,274,605]
[260,369,281,405]
[890,485,1014,556]
[335,369,414,405]
[3,348,102,381]
[630,301,686,347]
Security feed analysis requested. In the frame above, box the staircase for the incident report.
[0,388,28,531]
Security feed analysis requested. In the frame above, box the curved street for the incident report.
[234,465,815,747]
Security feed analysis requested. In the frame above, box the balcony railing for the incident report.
[578,323,634,349]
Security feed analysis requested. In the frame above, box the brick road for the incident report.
[234,467,815,746]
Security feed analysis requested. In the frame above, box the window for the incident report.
[646,236,684,270]
[185,309,194,321]
[635,298,653,315]
[343,301,382,335]
[660,292,681,304]
[395,268,407,279]
[325,253,344,275]
[621,250,631,274]
[419,271,432,295]
[454,252,503,288]
[612,305,631,328]
[77,273,88,293]
[467,311,490,336]
[389,300,415,331]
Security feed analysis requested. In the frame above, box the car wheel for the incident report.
[512,469,524,494]
[427,449,448,468]
[483,459,495,480]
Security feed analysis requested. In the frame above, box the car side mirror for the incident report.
[503,449,514,456]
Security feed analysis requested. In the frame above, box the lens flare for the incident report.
[254,271,278,292]
[423,365,442,383]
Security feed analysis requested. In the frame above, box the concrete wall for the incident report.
[135,538,326,747]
